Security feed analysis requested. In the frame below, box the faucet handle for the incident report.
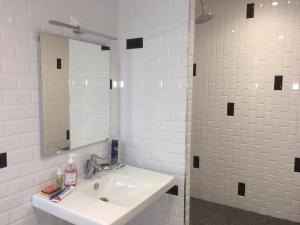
[85,154,110,179]
[90,154,109,163]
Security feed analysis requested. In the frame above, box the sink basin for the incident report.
[32,165,175,225]
[77,167,167,208]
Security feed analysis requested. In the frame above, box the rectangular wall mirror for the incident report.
[40,33,110,156]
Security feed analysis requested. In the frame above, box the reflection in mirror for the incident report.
[40,33,110,156]
[69,39,110,149]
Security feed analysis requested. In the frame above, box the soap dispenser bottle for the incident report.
[64,154,77,187]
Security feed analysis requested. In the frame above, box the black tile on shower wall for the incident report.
[193,156,200,168]
[294,158,300,172]
[246,3,255,19]
[66,130,70,140]
[110,79,112,90]
[274,75,283,90]
[101,45,110,51]
[126,37,143,49]
[227,102,235,116]
[167,185,178,196]
[57,58,62,69]
[193,63,197,76]
[238,183,245,196]
[0,153,7,169]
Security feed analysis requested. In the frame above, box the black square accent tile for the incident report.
[167,185,178,196]
[193,156,200,168]
[274,75,283,90]
[193,64,197,76]
[0,153,7,169]
[57,58,62,69]
[227,102,235,116]
[126,37,143,49]
[238,182,245,196]
[246,3,255,19]
[101,45,110,51]
[294,158,300,172]
[66,130,70,140]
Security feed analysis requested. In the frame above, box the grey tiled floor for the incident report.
[191,198,300,225]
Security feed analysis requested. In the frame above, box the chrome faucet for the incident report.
[84,154,110,179]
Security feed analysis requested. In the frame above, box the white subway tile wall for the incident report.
[0,0,118,225]
[118,0,190,225]
[191,0,300,222]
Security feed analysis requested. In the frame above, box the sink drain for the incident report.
[93,183,100,190]
[99,197,109,202]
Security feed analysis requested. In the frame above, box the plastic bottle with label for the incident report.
[56,168,63,188]
[64,154,77,187]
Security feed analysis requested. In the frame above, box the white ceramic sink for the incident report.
[77,167,168,208]
[32,165,175,225]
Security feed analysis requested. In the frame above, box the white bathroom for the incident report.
[0,0,299,225]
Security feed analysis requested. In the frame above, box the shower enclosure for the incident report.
[191,0,300,223]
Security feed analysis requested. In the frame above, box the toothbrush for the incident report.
[50,186,74,202]
[57,186,74,200]
[49,188,65,200]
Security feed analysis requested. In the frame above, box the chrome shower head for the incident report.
[196,13,213,24]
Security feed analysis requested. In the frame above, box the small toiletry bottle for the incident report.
[64,154,77,187]
[111,139,118,164]
[56,168,63,188]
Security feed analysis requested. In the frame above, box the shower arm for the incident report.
[199,0,205,15]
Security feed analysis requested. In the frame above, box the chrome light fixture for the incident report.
[49,20,117,40]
